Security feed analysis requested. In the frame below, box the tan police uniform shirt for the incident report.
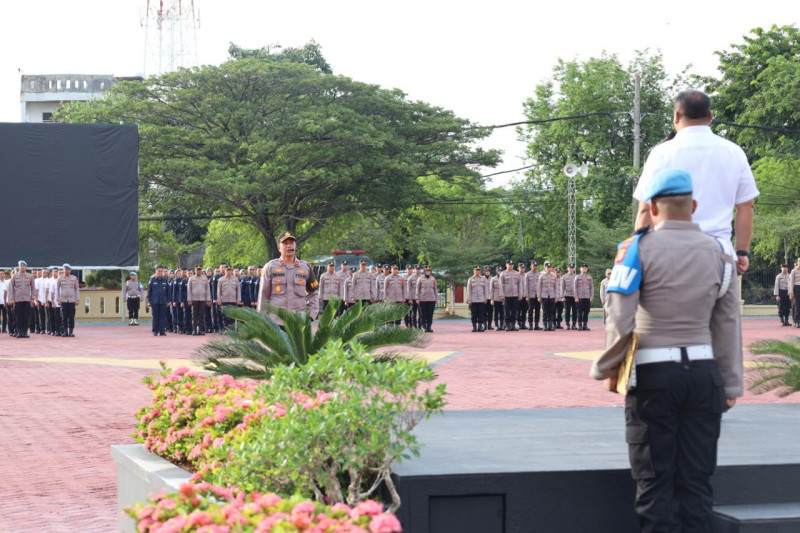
[318,272,341,302]
[574,274,594,300]
[406,273,419,301]
[375,273,386,300]
[56,275,80,303]
[258,257,319,317]
[489,275,504,301]
[343,275,356,304]
[600,278,610,306]
[561,272,576,298]
[217,275,240,304]
[337,268,349,299]
[383,274,406,302]
[591,220,742,398]
[537,272,557,299]
[775,273,790,295]
[351,271,373,301]
[790,267,800,287]
[524,271,539,299]
[416,275,438,302]
[187,274,211,303]
[466,275,488,303]
[499,270,520,298]
[8,272,36,303]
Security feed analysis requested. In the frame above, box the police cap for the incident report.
[645,168,693,201]
[544,261,552,267]
[18,260,27,266]
[506,259,514,264]
[556,267,562,272]
[581,263,588,268]
[278,231,296,243]
[532,261,538,266]
[782,263,789,268]
[130,271,138,276]
[518,262,526,268]
[360,260,367,265]
[474,265,481,270]
[62,263,72,269]
[341,260,348,265]
[195,265,203,269]
[350,266,356,272]
[568,263,575,268]
[414,264,421,269]
[328,261,335,266]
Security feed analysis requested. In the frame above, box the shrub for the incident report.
[127,482,402,532]
[747,337,800,396]
[194,301,428,379]
[204,340,446,512]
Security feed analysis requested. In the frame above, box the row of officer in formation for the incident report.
[0,261,81,338]
[317,262,439,332]
[139,263,262,336]
[466,261,612,332]
[773,260,800,328]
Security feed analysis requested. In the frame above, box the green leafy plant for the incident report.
[193,300,428,379]
[747,337,800,397]
[204,340,447,512]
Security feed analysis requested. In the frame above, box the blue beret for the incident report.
[62,263,72,269]
[18,260,27,266]
[646,168,693,201]
[130,271,138,276]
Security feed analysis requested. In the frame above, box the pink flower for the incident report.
[370,514,402,533]
[213,437,225,448]
[292,501,316,514]
[187,510,214,526]
[153,515,188,533]
[352,501,384,518]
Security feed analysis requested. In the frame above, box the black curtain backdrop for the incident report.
[0,123,138,269]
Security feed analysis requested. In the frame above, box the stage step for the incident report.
[713,503,800,533]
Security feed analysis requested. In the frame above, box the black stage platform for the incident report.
[393,404,800,533]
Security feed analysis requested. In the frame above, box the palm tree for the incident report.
[747,337,800,397]
[193,300,429,379]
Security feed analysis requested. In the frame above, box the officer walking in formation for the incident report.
[466,265,488,332]
[790,259,800,328]
[258,232,319,319]
[500,260,521,331]
[148,266,170,336]
[537,261,557,331]
[7,261,35,338]
[406,265,420,328]
[483,266,494,330]
[561,264,577,330]
[56,264,80,337]
[574,263,593,330]
[416,265,437,333]
[524,261,541,330]
[318,261,341,314]
[554,267,565,328]
[516,262,529,329]
[775,263,791,326]
[125,271,143,325]
[490,265,504,330]
[187,265,211,335]
[592,168,740,533]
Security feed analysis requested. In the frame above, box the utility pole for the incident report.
[631,73,642,224]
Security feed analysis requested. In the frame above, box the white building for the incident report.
[19,74,141,123]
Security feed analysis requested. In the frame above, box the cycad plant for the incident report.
[747,337,800,397]
[193,300,428,379]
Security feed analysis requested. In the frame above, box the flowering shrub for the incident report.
[133,363,330,468]
[127,482,402,532]
[204,341,446,512]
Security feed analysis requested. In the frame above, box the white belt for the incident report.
[636,344,713,366]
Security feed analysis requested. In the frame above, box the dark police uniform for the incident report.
[591,168,741,533]
[148,273,170,336]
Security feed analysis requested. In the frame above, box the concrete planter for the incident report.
[111,444,191,533]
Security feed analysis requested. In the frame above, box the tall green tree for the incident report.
[516,51,674,265]
[56,49,499,259]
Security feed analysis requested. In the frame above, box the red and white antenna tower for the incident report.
[140,0,200,77]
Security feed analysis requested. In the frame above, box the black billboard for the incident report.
[0,123,138,269]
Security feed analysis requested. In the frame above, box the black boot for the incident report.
[68,328,74,337]
[534,321,542,330]
[479,323,485,332]
[472,324,477,332]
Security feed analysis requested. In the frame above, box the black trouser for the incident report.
[564,296,576,325]
[221,302,236,329]
[469,302,485,328]
[127,298,140,320]
[485,299,493,327]
[52,305,63,334]
[556,300,564,324]
[419,301,435,331]
[213,303,224,331]
[8,303,16,334]
[517,298,528,327]
[191,301,206,332]
[504,297,519,328]
[778,289,791,321]
[14,301,31,336]
[38,304,46,332]
[0,303,6,332]
[205,305,213,331]
[151,303,167,333]
[46,303,54,333]
[493,301,504,327]
[360,299,371,308]
[409,301,419,328]
[172,303,183,331]
[793,286,800,324]
[527,298,540,326]
[626,358,725,533]
[577,298,591,325]
[541,298,555,327]
[61,302,76,331]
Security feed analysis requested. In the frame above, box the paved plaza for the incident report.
[0,316,797,531]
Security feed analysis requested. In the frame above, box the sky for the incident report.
[1,0,797,187]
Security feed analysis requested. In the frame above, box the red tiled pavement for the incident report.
[0,317,796,531]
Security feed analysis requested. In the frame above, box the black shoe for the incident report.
[68,330,75,337]
[160,332,167,336]
[153,332,158,336]
[534,324,542,330]
[471,326,477,332]
[519,324,527,330]
[487,325,493,330]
